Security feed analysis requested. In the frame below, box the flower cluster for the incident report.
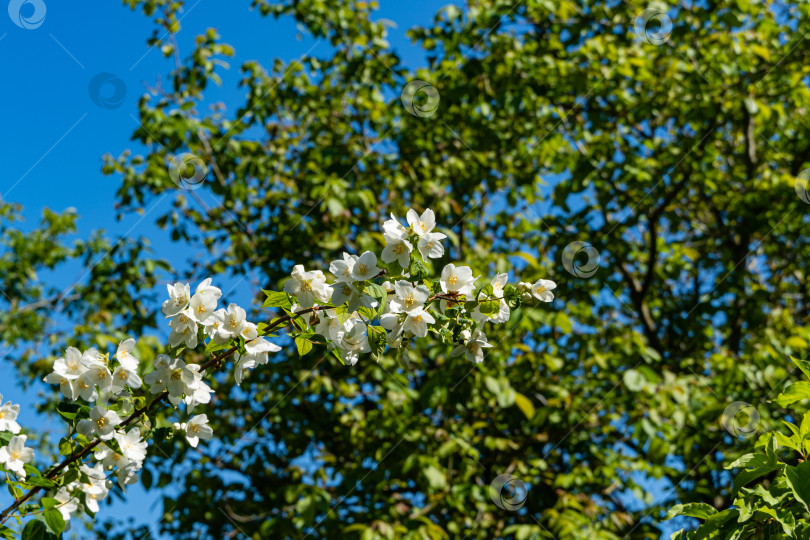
[0,393,31,481]
[43,340,143,402]
[269,207,556,366]
[1,207,557,533]
[33,276,283,523]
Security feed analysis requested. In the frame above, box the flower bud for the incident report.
[459,329,471,341]
[518,281,532,292]
[521,292,533,303]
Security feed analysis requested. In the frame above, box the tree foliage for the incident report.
[4,0,810,538]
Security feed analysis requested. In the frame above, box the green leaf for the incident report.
[478,300,500,315]
[365,282,387,314]
[623,369,646,392]
[365,282,386,300]
[204,339,229,354]
[791,355,810,380]
[61,467,79,486]
[21,520,54,540]
[503,284,521,309]
[23,476,55,489]
[368,326,387,358]
[43,508,66,535]
[56,402,81,422]
[331,347,345,365]
[409,259,429,280]
[691,509,739,540]
[664,502,718,520]
[422,465,446,490]
[295,336,314,357]
[262,290,292,309]
[785,460,810,513]
[514,392,535,420]
[773,381,810,407]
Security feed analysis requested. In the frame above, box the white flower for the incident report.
[384,318,405,349]
[143,354,171,393]
[336,319,370,366]
[215,303,248,341]
[490,273,508,298]
[451,330,493,364]
[183,414,213,448]
[383,212,408,239]
[168,309,199,349]
[53,487,78,521]
[116,466,141,491]
[94,442,129,470]
[114,339,139,371]
[144,356,207,408]
[78,463,109,513]
[381,235,413,268]
[246,339,281,364]
[162,282,191,317]
[79,483,109,513]
[0,397,21,434]
[331,282,377,313]
[43,372,78,401]
[284,265,333,308]
[183,376,213,412]
[188,291,218,323]
[71,350,112,398]
[314,309,342,342]
[166,359,197,399]
[115,427,148,462]
[351,251,380,281]
[53,347,85,379]
[329,252,357,283]
[440,264,477,296]
[234,353,257,386]
[531,279,556,302]
[110,364,143,394]
[0,435,33,479]
[402,307,435,338]
[82,359,113,394]
[417,232,446,260]
[72,371,98,402]
[77,406,122,441]
[390,281,430,314]
[473,273,510,324]
[203,308,227,343]
[406,208,436,237]
[195,277,222,300]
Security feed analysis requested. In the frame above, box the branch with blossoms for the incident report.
[0,208,556,538]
